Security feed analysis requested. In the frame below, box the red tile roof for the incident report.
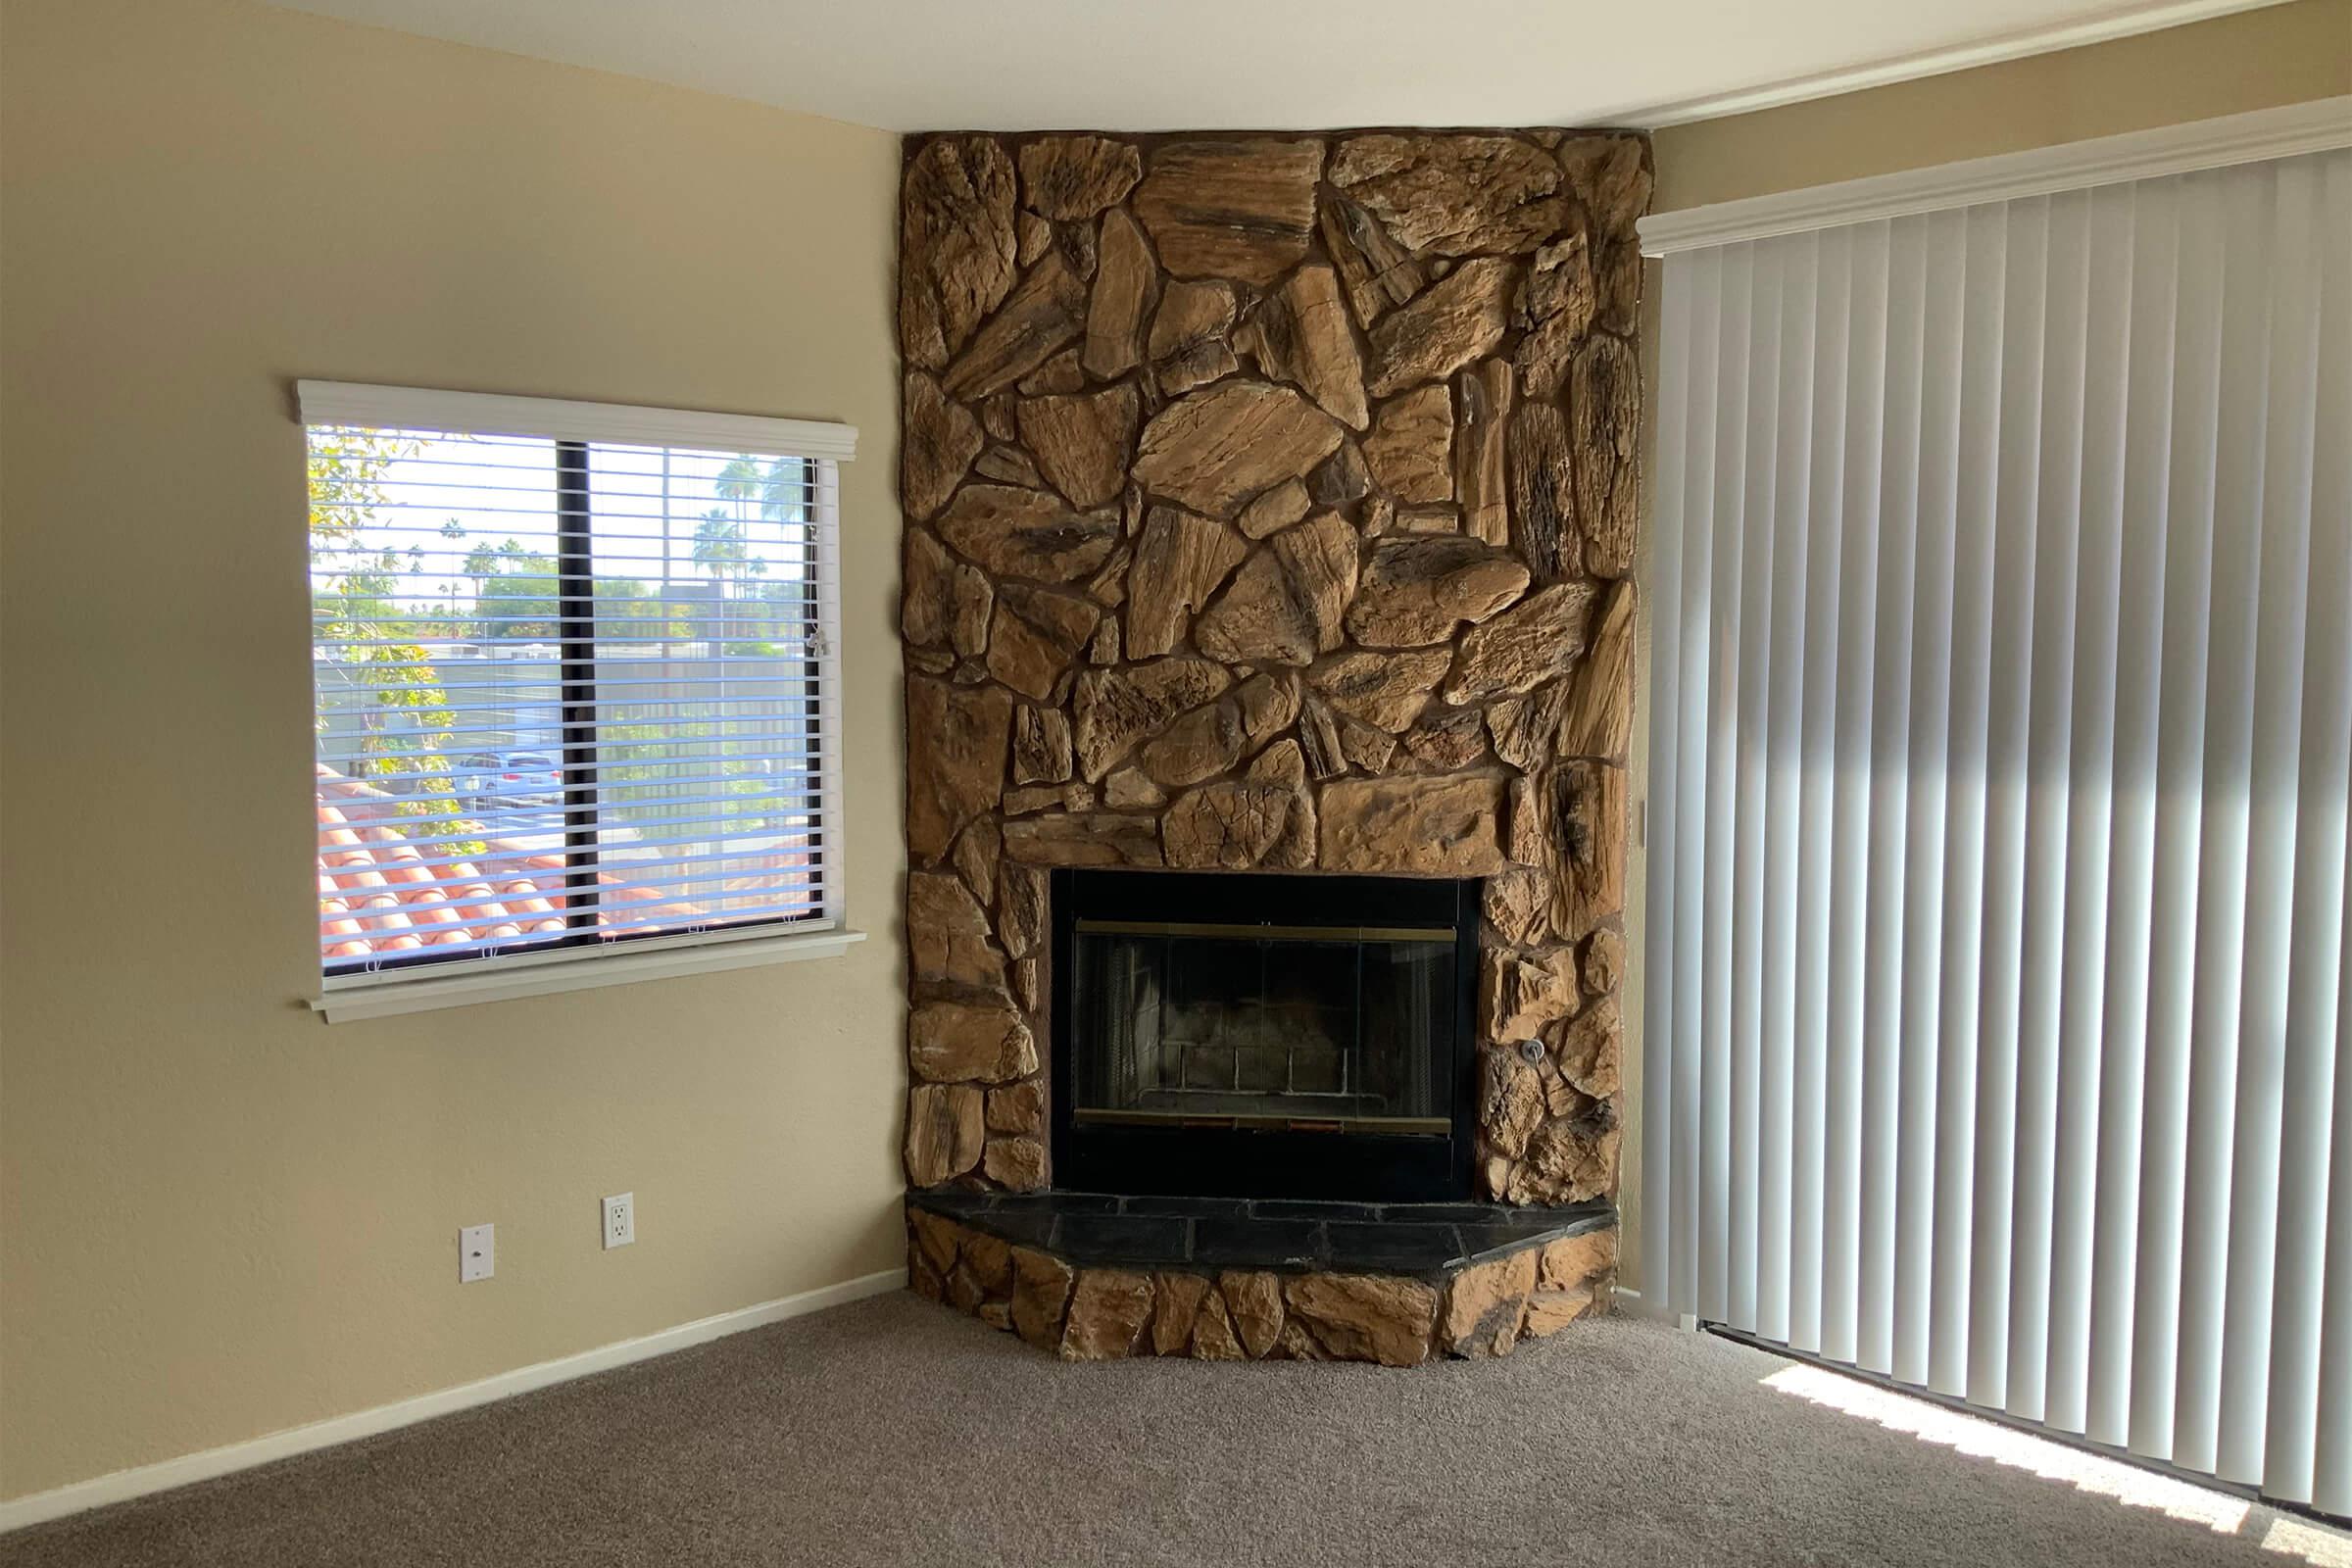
[316,764,808,960]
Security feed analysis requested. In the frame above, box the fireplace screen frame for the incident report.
[1049,868,1480,1202]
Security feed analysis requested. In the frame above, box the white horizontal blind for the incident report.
[305,393,849,983]
[1643,146,2352,1511]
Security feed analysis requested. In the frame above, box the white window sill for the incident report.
[309,927,867,1023]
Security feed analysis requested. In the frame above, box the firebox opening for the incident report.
[1070,918,1453,1134]
[1051,869,1480,1203]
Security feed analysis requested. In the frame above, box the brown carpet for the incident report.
[5,1292,2339,1567]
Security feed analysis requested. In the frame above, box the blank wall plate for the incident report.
[460,1223,495,1283]
[602,1193,635,1250]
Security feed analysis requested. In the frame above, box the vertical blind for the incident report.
[302,385,851,984]
[1642,145,2350,1510]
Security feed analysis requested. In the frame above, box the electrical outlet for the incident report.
[601,1192,635,1250]
[460,1222,495,1283]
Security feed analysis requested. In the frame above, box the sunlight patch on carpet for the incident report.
[2264,1515,2352,1566]
[1758,1363,2247,1535]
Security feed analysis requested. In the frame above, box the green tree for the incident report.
[310,431,477,853]
[591,575,673,641]
[471,540,561,639]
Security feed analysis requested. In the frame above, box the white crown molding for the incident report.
[296,380,858,461]
[1623,0,2290,129]
[1640,94,2352,256]
[0,1267,906,1534]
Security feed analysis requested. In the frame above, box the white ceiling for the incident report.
[270,0,2278,132]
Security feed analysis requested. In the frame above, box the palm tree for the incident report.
[714,456,763,521]
[708,457,804,649]
[692,510,749,591]
[715,455,806,525]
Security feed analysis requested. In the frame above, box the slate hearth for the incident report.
[914,1188,1608,1271]
[906,1189,1616,1364]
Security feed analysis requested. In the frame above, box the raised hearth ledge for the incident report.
[906,1190,1616,1364]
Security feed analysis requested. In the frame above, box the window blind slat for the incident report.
[1728,238,1786,1338]
[2214,153,2326,1488]
[1929,202,2007,1398]
[2005,186,2092,1427]
[1859,215,1927,1379]
[2172,162,2278,1477]
[1967,194,2049,1412]
[1822,220,1892,1368]
[2044,181,2137,1438]
[2085,172,2179,1449]
[1698,243,1754,1328]
[1789,228,1849,1358]
[2317,785,2352,1515]
[1896,207,1966,1391]
[1670,246,1726,1321]
[2129,167,2229,1464]
[1641,243,1694,1325]
[2275,149,2352,1513]
[1758,229,1819,1350]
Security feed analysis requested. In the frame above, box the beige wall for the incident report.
[1651,0,2352,211]
[1619,0,2352,1294]
[0,0,906,1500]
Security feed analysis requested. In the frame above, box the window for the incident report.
[302,383,856,1010]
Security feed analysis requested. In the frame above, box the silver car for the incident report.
[453,750,563,810]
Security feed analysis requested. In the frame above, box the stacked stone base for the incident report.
[907,1205,1615,1365]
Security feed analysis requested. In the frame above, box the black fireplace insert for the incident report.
[1049,868,1480,1202]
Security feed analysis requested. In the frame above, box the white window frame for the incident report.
[298,381,862,1022]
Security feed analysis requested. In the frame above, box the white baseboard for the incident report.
[1607,1289,1698,1330]
[0,1266,906,1535]
[1607,1285,1682,1323]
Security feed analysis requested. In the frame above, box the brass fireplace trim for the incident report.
[1071,1107,1454,1135]
[1072,918,1453,945]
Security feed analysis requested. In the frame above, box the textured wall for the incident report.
[897,129,1647,1205]
[0,0,906,1501]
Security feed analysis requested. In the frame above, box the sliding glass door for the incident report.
[1642,128,2350,1512]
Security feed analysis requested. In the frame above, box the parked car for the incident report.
[453,751,563,810]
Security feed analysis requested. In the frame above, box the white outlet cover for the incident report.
[602,1193,635,1250]
[460,1222,495,1283]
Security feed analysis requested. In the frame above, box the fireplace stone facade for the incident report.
[898,128,1644,1238]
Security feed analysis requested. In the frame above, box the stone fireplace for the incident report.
[898,125,1642,1359]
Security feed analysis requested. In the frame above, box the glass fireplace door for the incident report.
[1049,868,1480,1202]
[1070,920,1453,1134]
